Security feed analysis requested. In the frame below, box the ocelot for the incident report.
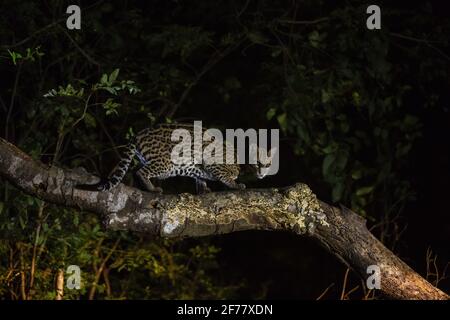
[77,123,273,193]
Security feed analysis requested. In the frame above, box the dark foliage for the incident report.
[0,0,449,299]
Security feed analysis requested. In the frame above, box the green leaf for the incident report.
[73,214,79,226]
[8,50,22,65]
[103,87,118,95]
[335,150,348,172]
[296,122,311,144]
[332,182,344,202]
[340,120,350,133]
[277,113,288,132]
[109,68,120,83]
[19,214,26,229]
[37,234,46,246]
[352,91,361,106]
[0,202,4,214]
[404,114,419,127]
[351,169,363,180]
[322,144,338,154]
[266,108,276,120]
[356,186,374,196]
[308,30,320,48]
[322,153,335,177]
[84,113,97,128]
[100,73,108,85]
[247,31,268,44]
[321,89,330,103]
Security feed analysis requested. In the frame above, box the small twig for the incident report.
[389,32,450,62]
[363,289,375,300]
[58,26,101,66]
[18,244,27,300]
[5,62,22,140]
[103,268,112,298]
[316,283,335,300]
[237,0,251,17]
[27,202,45,299]
[340,268,350,300]
[344,285,360,299]
[360,278,376,300]
[88,239,120,300]
[389,32,447,44]
[68,94,92,131]
[165,37,245,118]
[426,248,449,288]
[93,113,122,158]
[51,94,93,164]
[277,17,329,25]
[1,21,62,49]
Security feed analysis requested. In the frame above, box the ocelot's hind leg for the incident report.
[136,166,163,193]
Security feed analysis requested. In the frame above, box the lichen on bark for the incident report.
[280,182,328,234]
[158,182,328,237]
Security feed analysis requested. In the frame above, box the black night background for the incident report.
[0,0,449,300]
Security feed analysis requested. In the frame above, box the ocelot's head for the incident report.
[251,146,277,179]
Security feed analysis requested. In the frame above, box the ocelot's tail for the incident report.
[76,142,136,191]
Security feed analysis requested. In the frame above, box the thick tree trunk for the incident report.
[0,137,448,300]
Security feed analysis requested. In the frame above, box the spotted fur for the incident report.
[76,124,271,193]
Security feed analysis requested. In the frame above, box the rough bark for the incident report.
[0,137,448,300]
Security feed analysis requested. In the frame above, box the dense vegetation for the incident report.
[0,0,449,299]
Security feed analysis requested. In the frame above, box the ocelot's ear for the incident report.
[258,146,277,161]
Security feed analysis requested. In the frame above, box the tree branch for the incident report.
[0,137,448,300]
